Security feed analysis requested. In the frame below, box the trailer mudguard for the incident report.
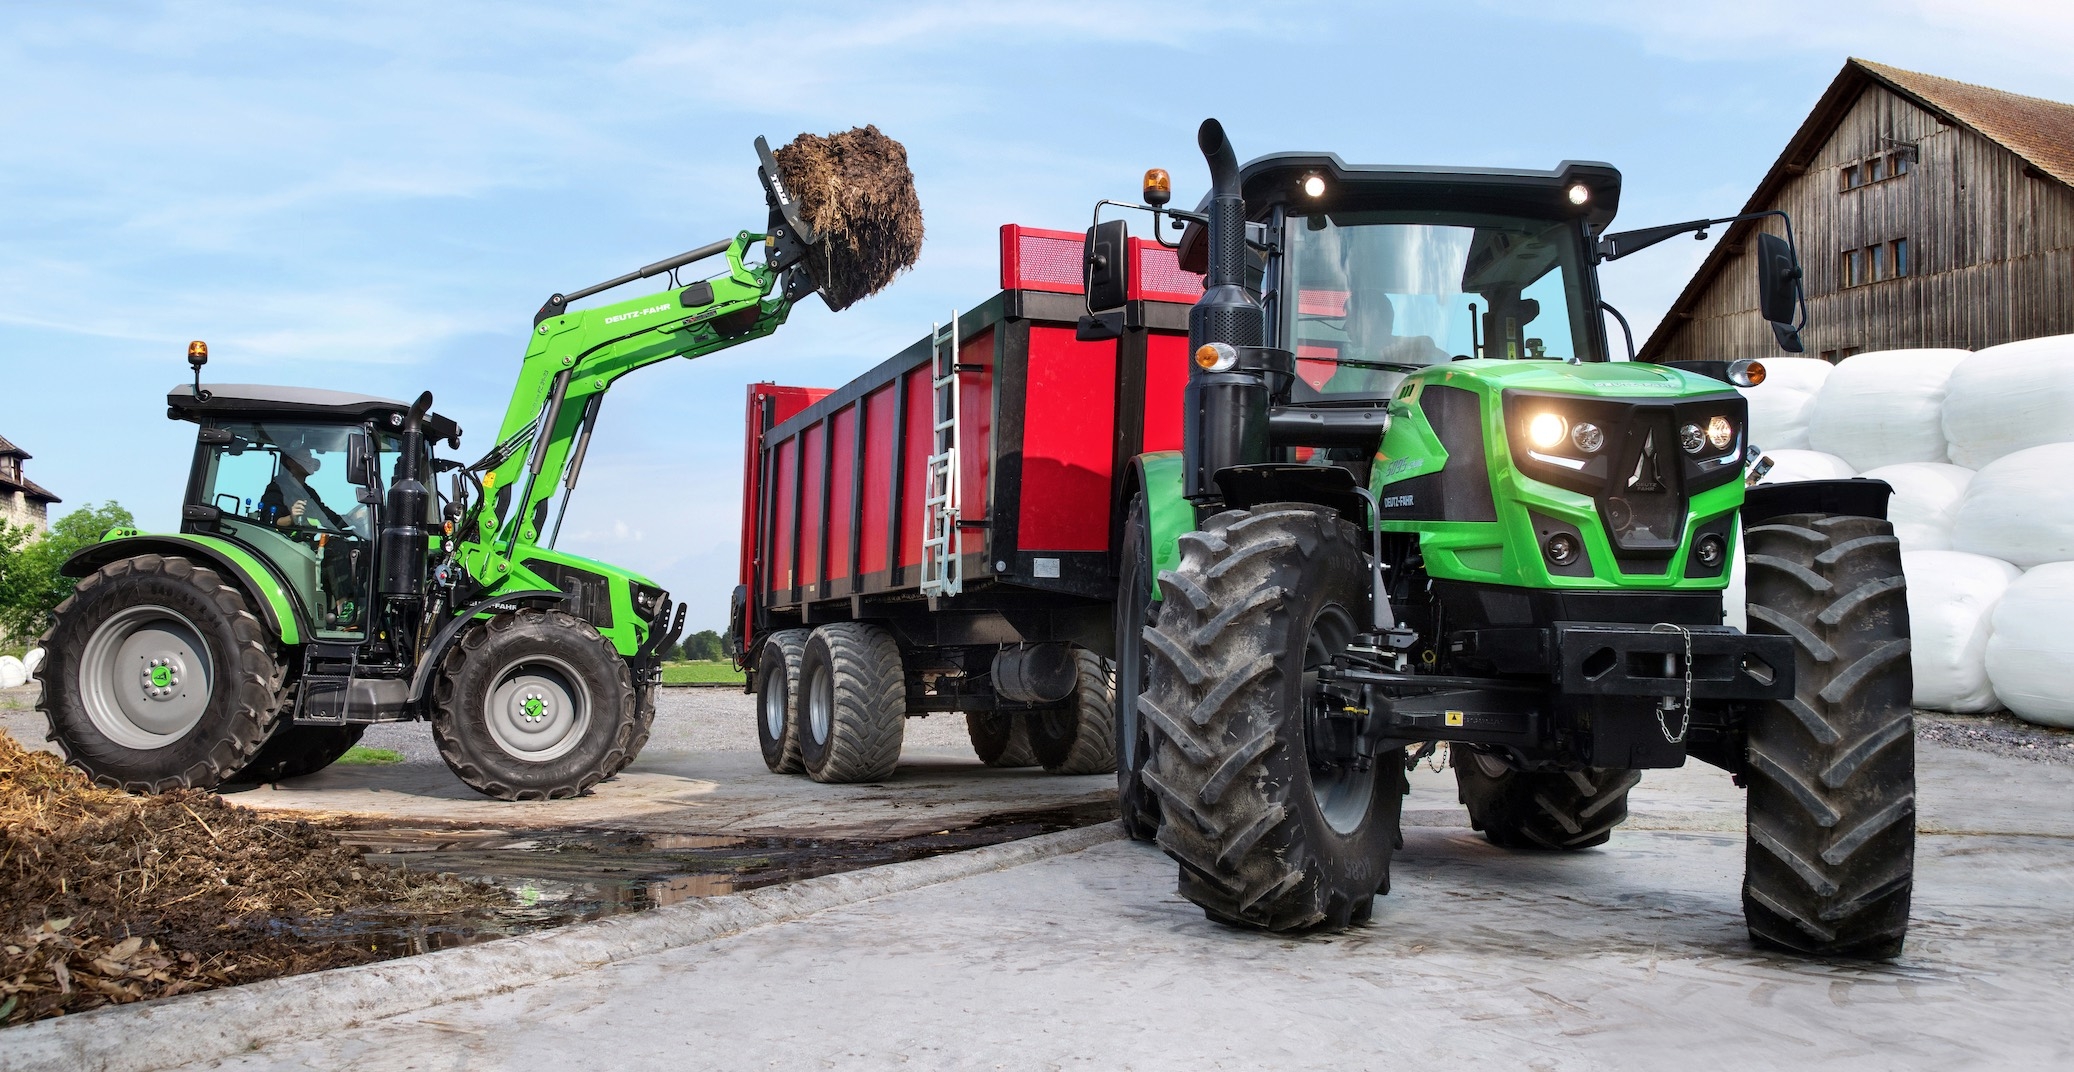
[1128,451,1192,601]
[62,532,307,645]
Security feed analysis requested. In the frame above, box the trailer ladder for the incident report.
[921,312,963,599]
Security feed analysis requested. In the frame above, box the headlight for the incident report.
[1706,415,1735,451]
[1528,412,1567,450]
[1680,423,1706,454]
[1570,421,1604,453]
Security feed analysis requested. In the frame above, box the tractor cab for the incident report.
[166,383,461,642]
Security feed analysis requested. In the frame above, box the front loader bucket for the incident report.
[756,127,923,311]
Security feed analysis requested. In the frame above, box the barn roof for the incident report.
[1638,58,2074,359]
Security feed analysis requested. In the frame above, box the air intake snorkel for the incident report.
[379,391,435,598]
[1182,119,1271,501]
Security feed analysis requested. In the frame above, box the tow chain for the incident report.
[1649,623,1694,744]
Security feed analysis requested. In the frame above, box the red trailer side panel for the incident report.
[798,423,826,593]
[1019,323,1120,551]
[959,327,995,529]
[1142,331,1192,452]
[770,436,798,599]
[825,404,858,594]
[858,385,897,583]
[897,364,933,575]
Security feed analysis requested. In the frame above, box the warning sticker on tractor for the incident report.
[1445,710,1465,727]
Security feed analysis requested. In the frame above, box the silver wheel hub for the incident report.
[486,657,590,764]
[79,605,214,750]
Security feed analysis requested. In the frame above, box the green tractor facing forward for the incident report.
[1097,120,1912,957]
[35,139,859,800]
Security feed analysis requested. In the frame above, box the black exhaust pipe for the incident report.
[379,391,434,597]
[1183,118,1269,501]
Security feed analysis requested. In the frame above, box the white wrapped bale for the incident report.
[1754,449,1856,485]
[0,656,23,689]
[1900,550,2021,713]
[1985,562,2074,728]
[1950,443,2074,568]
[1942,335,2074,470]
[1806,348,1969,470]
[1860,462,1974,551]
[1739,357,1832,451]
[20,647,41,676]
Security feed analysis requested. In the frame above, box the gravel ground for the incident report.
[1915,708,2074,765]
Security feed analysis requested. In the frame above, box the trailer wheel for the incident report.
[1742,513,1915,959]
[1451,749,1640,850]
[431,608,635,800]
[1029,650,1117,775]
[38,554,284,793]
[799,623,905,784]
[226,724,367,784]
[1112,494,1162,840]
[965,713,1038,767]
[1144,504,1403,932]
[755,629,810,774]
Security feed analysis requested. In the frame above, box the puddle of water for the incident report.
[328,799,1117,953]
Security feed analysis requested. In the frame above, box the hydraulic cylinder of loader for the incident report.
[1184,118,1268,502]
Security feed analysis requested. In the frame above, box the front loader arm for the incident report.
[455,231,797,586]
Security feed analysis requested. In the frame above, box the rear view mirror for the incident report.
[1755,232,1801,326]
[346,430,379,488]
[1084,219,1129,314]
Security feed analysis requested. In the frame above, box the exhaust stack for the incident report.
[1183,119,1269,501]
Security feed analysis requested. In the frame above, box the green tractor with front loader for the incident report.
[1095,120,1913,957]
[35,136,909,800]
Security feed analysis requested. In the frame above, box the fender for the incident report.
[1743,478,1892,527]
[407,589,567,703]
[63,533,308,645]
[1122,451,1191,601]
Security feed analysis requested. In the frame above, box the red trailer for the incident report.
[732,224,1203,782]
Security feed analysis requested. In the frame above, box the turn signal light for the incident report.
[1195,342,1237,372]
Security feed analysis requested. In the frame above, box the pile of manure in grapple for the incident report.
[772,124,924,311]
[0,734,506,1026]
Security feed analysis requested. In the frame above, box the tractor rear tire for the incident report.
[1112,494,1162,840]
[1029,650,1117,775]
[799,623,905,784]
[755,629,810,774]
[37,554,284,793]
[226,724,367,784]
[431,608,635,800]
[965,713,1039,767]
[1143,504,1404,932]
[1452,749,1640,850]
[1742,512,1915,959]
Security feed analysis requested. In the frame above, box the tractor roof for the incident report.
[166,384,462,446]
[1234,154,1622,234]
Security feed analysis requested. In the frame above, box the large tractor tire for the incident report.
[1743,512,1915,959]
[754,629,810,774]
[610,683,657,776]
[38,554,285,792]
[431,608,635,800]
[1142,504,1404,932]
[1029,649,1117,775]
[1452,750,1640,850]
[965,713,1039,767]
[1112,494,1162,840]
[226,724,367,784]
[799,622,905,784]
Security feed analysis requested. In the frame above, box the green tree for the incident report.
[0,502,135,643]
[684,629,724,662]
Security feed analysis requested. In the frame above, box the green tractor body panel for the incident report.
[498,546,660,657]
[1135,451,1191,600]
[64,532,304,645]
[1373,360,1745,592]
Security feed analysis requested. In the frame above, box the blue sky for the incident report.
[5,0,2073,630]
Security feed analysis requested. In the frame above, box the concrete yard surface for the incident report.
[140,737,2071,1072]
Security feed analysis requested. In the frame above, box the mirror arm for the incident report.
[1600,301,1636,361]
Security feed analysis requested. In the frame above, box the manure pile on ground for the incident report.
[772,125,923,311]
[0,735,505,1025]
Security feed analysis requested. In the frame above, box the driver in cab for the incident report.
[259,447,324,533]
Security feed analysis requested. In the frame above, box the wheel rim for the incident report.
[806,662,832,746]
[485,655,591,763]
[1304,604,1376,835]
[1117,559,1149,773]
[761,658,789,741]
[78,604,214,750]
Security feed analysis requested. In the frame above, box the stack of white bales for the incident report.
[1734,340,2074,726]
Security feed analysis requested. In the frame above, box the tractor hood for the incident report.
[1409,360,1737,401]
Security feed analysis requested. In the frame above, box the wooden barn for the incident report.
[1642,58,2074,364]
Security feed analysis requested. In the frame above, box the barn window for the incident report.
[1870,243,1888,281]
[1892,152,1912,176]
[1868,156,1886,182]
[1842,248,1866,287]
[1892,238,1910,277]
[1840,163,1862,191]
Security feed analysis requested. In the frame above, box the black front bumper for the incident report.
[1550,621,1792,701]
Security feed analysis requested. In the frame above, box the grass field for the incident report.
[661,660,745,685]
[336,746,404,766]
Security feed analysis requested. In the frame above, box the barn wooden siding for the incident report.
[1645,83,2074,363]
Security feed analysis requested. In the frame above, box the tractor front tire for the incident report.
[38,554,284,793]
[966,713,1039,767]
[1452,750,1640,850]
[755,629,810,774]
[799,623,905,784]
[1029,649,1117,775]
[227,724,367,784]
[610,682,657,776]
[1143,504,1404,932]
[1743,512,1915,959]
[1112,494,1162,840]
[431,608,635,801]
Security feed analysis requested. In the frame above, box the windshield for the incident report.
[1281,211,1597,399]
